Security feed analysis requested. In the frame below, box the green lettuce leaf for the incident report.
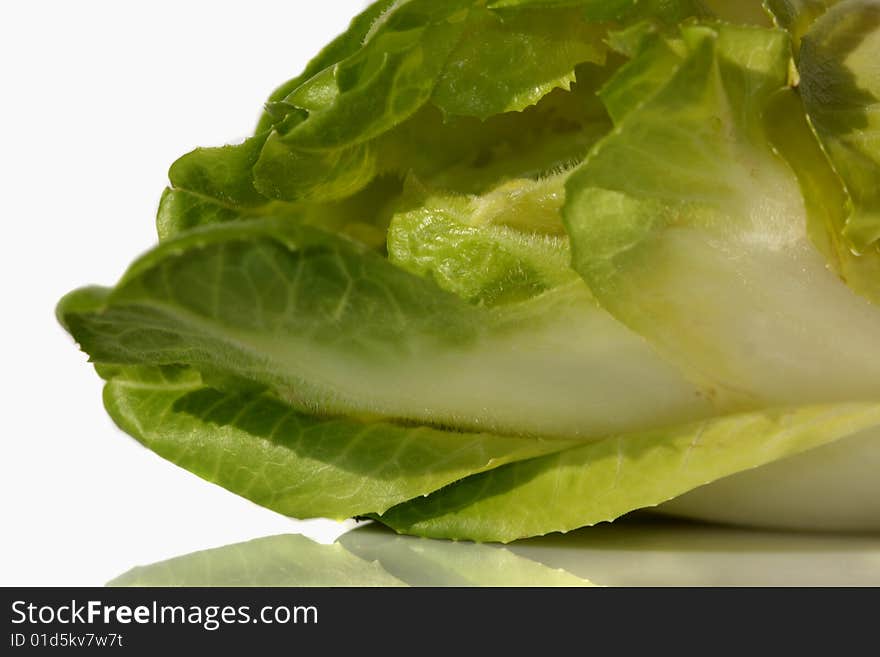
[763,0,839,53]
[387,175,576,305]
[429,5,607,119]
[98,365,567,520]
[162,65,615,238]
[489,0,708,22]
[798,0,880,253]
[765,87,880,304]
[564,22,880,410]
[255,0,399,133]
[377,403,880,541]
[58,218,712,440]
[245,0,709,204]
[158,131,403,247]
[655,421,880,530]
[156,133,288,240]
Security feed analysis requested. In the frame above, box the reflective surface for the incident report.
[508,516,880,586]
[109,517,880,587]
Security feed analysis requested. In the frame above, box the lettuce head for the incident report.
[58,0,880,541]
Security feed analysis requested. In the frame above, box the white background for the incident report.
[1,0,367,586]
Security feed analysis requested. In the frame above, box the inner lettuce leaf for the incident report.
[386,174,576,305]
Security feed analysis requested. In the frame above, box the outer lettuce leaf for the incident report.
[700,1,772,26]
[158,133,403,246]
[100,365,571,520]
[255,0,399,133]
[656,422,880,530]
[162,0,774,221]
[763,0,839,52]
[766,88,880,304]
[162,67,614,237]
[271,1,472,150]
[563,22,880,409]
[251,2,616,202]
[429,6,606,119]
[58,218,712,439]
[762,1,880,304]
[798,0,880,253]
[248,0,716,204]
[255,127,379,204]
[159,0,774,234]
[163,0,682,234]
[490,0,762,26]
[377,403,880,541]
[489,0,709,23]
[156,133,292,240]
[272,1,609,139]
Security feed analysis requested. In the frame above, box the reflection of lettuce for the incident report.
[338,525,592,586]
[507,517,880,586]
[108,533,407,587]
[108,527,592,587]
[108,521,880,587]
[59,0,880,542]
